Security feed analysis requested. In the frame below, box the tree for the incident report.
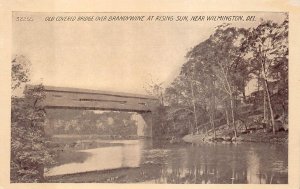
[242,17,288,134]
[11,55,31,91]
[164,16,288,140]
[144,75,165,106]
[209,27,248,138]
[184,26,249,138]
[165,75,196,133]
[11,56,54,182]
[165,68,208,135]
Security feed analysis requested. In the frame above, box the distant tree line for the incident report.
[45,110,137,136]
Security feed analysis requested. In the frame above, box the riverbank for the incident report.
[183,129,288,144]
[46,164,161,183]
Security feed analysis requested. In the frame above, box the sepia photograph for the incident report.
[10,12,288,184]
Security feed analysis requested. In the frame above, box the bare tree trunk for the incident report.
[263,88,267,120]
[190,81,198,134]
[261,58,275,135]
[225,107,230,128]
[209,112,216,138]
[221,65,237,139]
[282,103,286,124]
[207,80,217,138]
[212,88,216,138]
[188,119,191,134]
[160,91,164,106]
[257,77,260,92]
[242,90,246,104]
[230,94,237,138]
[263,79,276,134]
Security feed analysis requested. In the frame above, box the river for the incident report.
[45,139,288,184]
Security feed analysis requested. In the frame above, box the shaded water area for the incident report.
[46,139,288,184]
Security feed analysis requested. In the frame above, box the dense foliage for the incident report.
[11,56,54,182]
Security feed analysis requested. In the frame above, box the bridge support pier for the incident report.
[140,112,153,138]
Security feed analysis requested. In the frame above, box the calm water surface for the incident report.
[46,139,288,184]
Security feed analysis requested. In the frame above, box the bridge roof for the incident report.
[27,85,157,100]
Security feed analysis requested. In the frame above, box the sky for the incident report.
[12,12,286,96]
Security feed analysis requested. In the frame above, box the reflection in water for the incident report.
[45,141,143,176]
[46,140,288,184]
[247,147,262,184]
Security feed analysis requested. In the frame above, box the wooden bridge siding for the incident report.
[42,90,158,112]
